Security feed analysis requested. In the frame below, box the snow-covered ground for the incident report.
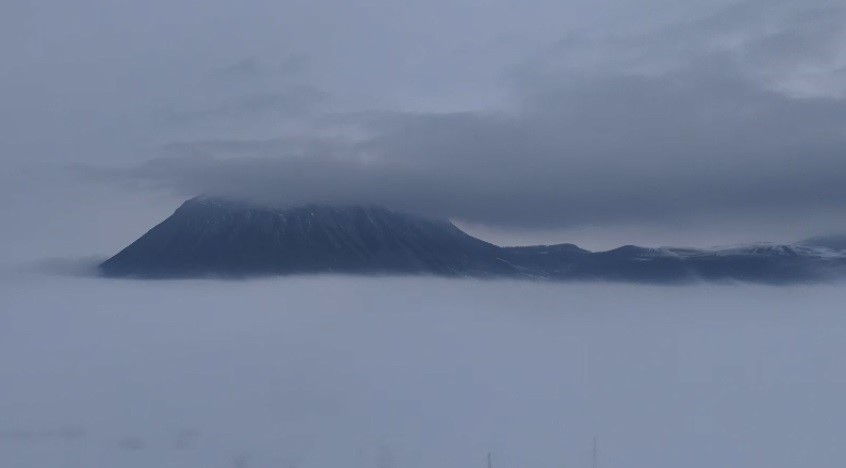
[1,273,844,468]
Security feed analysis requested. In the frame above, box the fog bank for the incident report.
[1,275,844,468]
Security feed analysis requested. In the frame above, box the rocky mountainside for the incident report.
[100,197,846,283]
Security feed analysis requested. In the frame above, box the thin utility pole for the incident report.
[592,437,598,468]
[487,452,492,468]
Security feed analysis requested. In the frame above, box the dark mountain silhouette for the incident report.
[99,198,515,278]
[100,197,846,283]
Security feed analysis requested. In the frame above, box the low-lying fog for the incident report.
[1,274,844,468]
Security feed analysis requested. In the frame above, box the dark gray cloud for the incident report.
[215,55,309,79]
[5,0,846,256]
[161,87,327,124]
[102,0,846,231]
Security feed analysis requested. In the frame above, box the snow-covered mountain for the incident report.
[100,197,846,282]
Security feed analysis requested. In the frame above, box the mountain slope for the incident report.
[99,197,516,278]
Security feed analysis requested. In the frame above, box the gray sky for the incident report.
[2,0,846,259]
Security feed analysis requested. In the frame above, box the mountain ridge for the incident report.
[99,197,846,283]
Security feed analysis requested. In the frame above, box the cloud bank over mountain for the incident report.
[93,0,846,232]
[4,0,846,254]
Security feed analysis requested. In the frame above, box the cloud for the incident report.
[97,1,846,232]
[215,55,309,80]
[161,87,327,125]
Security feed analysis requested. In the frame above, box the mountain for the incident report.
[100,197,846,283]
[99,197,516,278]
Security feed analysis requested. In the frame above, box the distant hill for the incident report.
[100,197,846,283]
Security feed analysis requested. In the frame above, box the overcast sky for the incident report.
[2,0,846,260]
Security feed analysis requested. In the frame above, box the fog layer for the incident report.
[2,275,844,468]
